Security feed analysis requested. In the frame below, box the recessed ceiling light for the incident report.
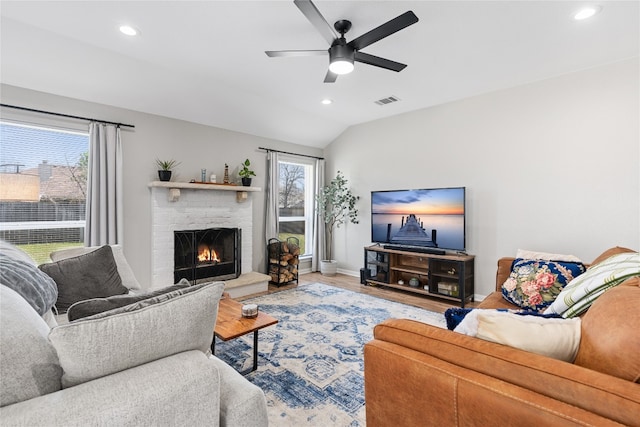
[321,99,333,105]
[119,25,139,36]
[573,5,602,21]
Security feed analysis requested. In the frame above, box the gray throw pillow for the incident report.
[0,240,58,316]
[49,281,225,388]
[50,245,142,291]
[39,245,128,313]
[84,280,208,320]
[67,279,191,322]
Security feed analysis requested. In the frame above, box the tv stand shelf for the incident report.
[363,245,474,307]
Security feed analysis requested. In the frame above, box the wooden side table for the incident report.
[212,297,278,374]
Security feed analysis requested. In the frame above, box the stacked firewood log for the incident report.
[268,239,300,284]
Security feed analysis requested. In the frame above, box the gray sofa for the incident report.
[0,241,268,427]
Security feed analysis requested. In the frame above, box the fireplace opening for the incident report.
[174,228,241,283]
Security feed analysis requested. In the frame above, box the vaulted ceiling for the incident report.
[1,1,638,147]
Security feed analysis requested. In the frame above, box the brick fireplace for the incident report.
[149,182,262,293]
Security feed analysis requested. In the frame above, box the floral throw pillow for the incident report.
[501,258,586,311]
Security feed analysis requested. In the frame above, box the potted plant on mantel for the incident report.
[316,171,359,276]
[238,158,256,187]
[156,159,180,182]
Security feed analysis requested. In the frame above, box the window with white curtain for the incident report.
[0,121,89,263]
[278,155,315,257]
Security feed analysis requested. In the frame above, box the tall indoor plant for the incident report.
[316,171,359,276]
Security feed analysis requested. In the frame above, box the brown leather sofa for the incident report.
[364,248,640,426]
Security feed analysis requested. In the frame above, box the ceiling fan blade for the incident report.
[265,50,328,57]
[354,51,407,72]
[294,0,338,46]
[348,11,418,51]
[324,69,338,83]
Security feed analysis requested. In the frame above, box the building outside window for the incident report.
[0,122,89,263]
[278,156,315,257]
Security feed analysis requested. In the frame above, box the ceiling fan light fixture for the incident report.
[329,60,354,75]
[329,44,354,75]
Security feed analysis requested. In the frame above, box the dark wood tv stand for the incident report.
[363,245,475,307]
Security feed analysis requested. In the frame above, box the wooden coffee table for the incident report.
[211,297,278,374]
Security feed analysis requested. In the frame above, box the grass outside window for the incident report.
[18,242,83,265]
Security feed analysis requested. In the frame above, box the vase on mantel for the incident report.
[158,170,172,182]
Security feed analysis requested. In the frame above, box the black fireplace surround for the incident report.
[174,228,241,283]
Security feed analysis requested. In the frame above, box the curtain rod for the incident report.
[258,147,324,160]
[0,103,135,129]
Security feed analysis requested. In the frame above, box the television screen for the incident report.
[371,187,465,252]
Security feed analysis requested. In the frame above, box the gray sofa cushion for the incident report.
[0,240,58,316]
[67,279,191,322]
[49,281,225,388]
[39,245,128,313]
[0,351,221,426]
[0,285,62,406]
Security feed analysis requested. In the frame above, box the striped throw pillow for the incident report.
[543,252,640,318]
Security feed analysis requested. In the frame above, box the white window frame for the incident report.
[0,119,89,261]
[278,154,315,258]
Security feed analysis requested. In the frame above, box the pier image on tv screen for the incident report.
[371,187,465,251]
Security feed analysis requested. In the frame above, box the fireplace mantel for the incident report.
[148,181,261,203]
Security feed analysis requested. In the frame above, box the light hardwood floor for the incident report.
[239,272,479,314]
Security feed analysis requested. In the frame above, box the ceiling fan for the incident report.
[265,0,419,83]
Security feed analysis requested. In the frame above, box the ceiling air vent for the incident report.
[374,95,400,106]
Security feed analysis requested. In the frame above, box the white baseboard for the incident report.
[337,268,359,277]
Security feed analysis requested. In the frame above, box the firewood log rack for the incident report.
[267,237,300,286]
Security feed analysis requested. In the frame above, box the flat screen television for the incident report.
[371,187,466,252]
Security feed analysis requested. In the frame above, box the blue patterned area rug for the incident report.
[213,282,446,426]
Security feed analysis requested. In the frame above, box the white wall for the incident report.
[325,58,640,298]
[0,84,323,288]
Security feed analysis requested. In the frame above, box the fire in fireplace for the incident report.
[174,228,240,283]
[197,245,220,263]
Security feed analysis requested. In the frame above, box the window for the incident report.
[278,156,315,256]
[0,121,89,263]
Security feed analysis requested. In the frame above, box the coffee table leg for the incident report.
[212,331,261,375]
[252,330,259,372]
[237,331,260,375]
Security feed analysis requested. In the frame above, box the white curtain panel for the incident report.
[85,123,123,246]
[311,158,326,271]
[264,151,280,245]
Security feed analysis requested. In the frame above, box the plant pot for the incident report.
[241,177,252,187]
[158,170,172,182]
[320,260,337,276]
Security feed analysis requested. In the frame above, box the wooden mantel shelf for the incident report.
[148,181,261,203]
